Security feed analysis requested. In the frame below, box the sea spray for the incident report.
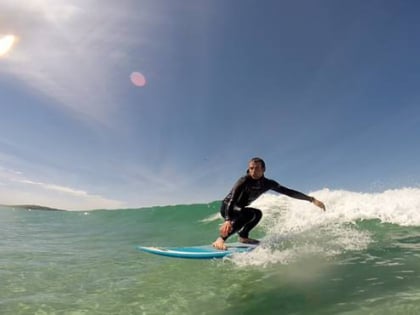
[227,188,420,266]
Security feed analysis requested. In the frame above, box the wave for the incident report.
[226,187,420,266]
[4,187,420,268]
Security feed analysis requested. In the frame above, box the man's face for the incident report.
[248,161,264,180]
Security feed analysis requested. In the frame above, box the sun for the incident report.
[0,35,17,57]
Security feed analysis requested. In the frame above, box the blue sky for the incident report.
[1,0,419,210]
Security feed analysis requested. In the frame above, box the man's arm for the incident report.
[271,180,326,211]
[220,177,248,238]
[224,176,247,221]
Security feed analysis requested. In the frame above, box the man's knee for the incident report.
[252,208,262,221]
[254,208,262,220]
[244,207,262,221]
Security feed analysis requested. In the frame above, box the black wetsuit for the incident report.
[220,175,314,240]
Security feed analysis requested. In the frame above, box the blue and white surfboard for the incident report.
[137,242,257,259]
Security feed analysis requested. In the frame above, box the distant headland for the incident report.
[0,204,64,211]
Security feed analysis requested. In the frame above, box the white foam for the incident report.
[200,212,220,223]
[230,187,420,266]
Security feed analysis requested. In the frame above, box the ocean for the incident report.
[1,187,420,315]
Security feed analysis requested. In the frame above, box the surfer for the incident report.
[212,157,326,250]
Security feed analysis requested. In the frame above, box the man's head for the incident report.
[247,157,265,180]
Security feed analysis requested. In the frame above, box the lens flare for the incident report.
[130,72,146,87]
[0,35,16,57]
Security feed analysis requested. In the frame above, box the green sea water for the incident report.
[1,188,420,315]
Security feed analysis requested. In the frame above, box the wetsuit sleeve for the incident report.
[270,180,314,202]
[224,176,247,221]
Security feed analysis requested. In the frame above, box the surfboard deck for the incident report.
[137,242,258,259]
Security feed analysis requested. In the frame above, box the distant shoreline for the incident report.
[0,204,64,211]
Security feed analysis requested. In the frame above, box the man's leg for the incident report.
[213,205,262,249]
[237,207,262,243]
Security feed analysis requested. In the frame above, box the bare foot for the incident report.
[239,237,260,245]
[212,237,227,250]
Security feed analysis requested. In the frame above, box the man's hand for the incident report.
[312,198,326,211]
[220,221,233,238]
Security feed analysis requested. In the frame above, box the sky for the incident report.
[0,0,420,210]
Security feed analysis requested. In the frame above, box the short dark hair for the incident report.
[249,157,266,170]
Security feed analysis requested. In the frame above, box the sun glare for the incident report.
[130,71,146,87]
[0,35,17,57]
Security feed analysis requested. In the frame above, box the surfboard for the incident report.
[136,242,257,259]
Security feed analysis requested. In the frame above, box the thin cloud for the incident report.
[0,164,124,210]
[16,179,88,196]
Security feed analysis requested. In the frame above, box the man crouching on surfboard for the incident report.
[212,157,326,250]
